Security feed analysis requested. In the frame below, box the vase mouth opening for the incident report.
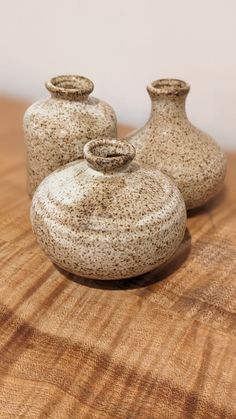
[84,139,136,173]
[45,75,94,99]
[147,79,190,98]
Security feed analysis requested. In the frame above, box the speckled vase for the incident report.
[24,75,117,197]
[126,79,226,209]
[31,139,186,280]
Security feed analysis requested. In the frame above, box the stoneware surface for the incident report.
[24,75,117,197]
[31,139,186,280]
[125,79,227,209]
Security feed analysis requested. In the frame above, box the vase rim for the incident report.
[45,75,94,99]
[84,139,136,173]
[147,79,190,98]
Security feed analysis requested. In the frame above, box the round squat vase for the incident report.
[24,75,117,197]
[126,79,226,209]
[31,139,187,280]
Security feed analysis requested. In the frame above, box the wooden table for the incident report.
[0,96,236,418]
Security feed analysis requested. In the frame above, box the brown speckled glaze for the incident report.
[126,79,227,209]
[31,139,186,280]
[24,75,117,197]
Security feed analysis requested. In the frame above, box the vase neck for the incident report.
[84,139,136,174]
[45,75,94,101]
[147,79,189,120]
[151,95,187,119]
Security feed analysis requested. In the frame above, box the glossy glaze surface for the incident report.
[24,75,117,196]
[126,79,226,209]
[31,139,186,280]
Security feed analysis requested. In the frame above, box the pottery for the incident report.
[31,139,186,280]
[125,79,226,209]
[24,75,117,197]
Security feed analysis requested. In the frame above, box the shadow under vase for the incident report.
[187,185,227,218]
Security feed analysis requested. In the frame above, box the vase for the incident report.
[126,79,226,209]
[24,75,117,197]
[31,139,186,280]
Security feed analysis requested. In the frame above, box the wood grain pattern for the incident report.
[0,96,236,418]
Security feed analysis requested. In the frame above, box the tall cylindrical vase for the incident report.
[126,79,226,209]
[24,75,117,197]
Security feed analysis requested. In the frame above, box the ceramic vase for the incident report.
[31,139,186,280]
[24,75,117,197]
[126,79,226,209]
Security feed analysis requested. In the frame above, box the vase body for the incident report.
[24,75,117,197]
[126,79,226,209]
[31,139,186,280]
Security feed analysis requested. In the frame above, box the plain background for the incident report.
[0,0,235,149]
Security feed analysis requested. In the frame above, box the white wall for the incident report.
[0,0,236,149]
